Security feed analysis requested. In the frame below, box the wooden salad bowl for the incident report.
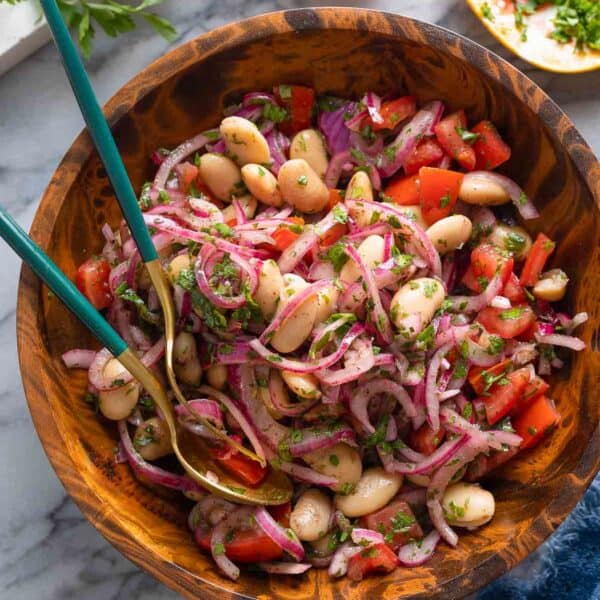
[16,7,600,599]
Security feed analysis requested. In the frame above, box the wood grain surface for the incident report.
[15,7,600,600]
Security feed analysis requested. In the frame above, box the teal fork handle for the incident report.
[40,0,157,263]
[0,206,126,357]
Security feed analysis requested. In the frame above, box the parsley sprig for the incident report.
[3,0,177,58]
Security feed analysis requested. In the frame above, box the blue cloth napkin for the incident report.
[478,475,600,599]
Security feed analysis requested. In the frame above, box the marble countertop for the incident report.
[0,1,598,598]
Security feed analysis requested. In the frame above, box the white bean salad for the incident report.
[64,85,587,582]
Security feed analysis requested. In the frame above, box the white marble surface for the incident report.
[0,1,598,599]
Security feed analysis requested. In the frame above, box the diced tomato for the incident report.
[434,110,477,171]
[503,272,527,303]
[271,217,304,252]
[481,367,531,425]
[513,395,561,450]
[408,423,446,456]
[328,188,344,210]
[347,543,400,582]
[477,305,536,339]
[175,162,199,194]
[211,451,268,487]
[468,358,513,395]
[367,96,417,131]
[383,174,420,206]
[471,120,512,171]
[274,85,315,135]
[195,503,290,563]
[466,446,519,481]
[519,233,556,287]
[512,375,550,417]
[76,257,112,310]
[360,500,423,550]
[403,138,444,175]
[418,166,464,225]
[320,222,347,248]
[462,243,514,293]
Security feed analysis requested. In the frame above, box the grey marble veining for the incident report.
[0,1,598,599]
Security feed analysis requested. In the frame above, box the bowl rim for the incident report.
[16,7,600,599]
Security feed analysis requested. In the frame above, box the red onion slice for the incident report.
[378,101,444,178]
[462,171,539,220]
[346,245,393,344]
[117,420,206,495]
[316,337,375,386]
[324,150,352,189]
[425,343,453,432]
[260,279,331,345]
[210,506,255,580]
[351,528,385,546]
[328,542,362,578]
[197,384,266,464]
[61,349,97,370]
[345,199,441,278]
[88,338,165,391]
[447,274,503,313]
[154,132,210,190]
[534,332,586,351]
[288,425,356,457]
[249,323,366,374]
[276,460,338,488]
[397,530,441,566]
[142,214,269,259]
[258,562,312,575]
[350,378,416,434]
[255,506,305,561]
[426,435,488,546]
[174,399,224,429]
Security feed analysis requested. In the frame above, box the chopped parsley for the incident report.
[499,307,527,320]
[332,204,349,224]
[487,335,505,355]
[326,241,349,272]
[115,283,160,325]
[365,416,389,448]
[481,1,495,21]
[455,126,480,144]
[262,102,289,123]
[297,175,308,186]
[505,231,527,253]
[175,268,227,330]
[213,542,226,555]
[439,193,451,209]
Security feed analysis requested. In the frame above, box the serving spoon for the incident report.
[0,206,291,504]
[39,0,263,468]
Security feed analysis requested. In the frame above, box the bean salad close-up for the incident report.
[61,85,587,583]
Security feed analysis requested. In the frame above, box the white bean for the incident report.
[278,159,329,213]
[271,274,318,353]
[390,277,445,340]
[290,489,333,542]
[487,224,532,261]
[257,370,286,420]
[205,364,227,390]
[221,194,257,224]
[254,259,284,319]
[303,443,362,493]
[340,234,385,283]
[219,116,271,166]
[314,283,340,325]
[281,370,321,399]
[459,175,510,206]
[167,254,192,285]
[345,171,373,202]
[442,482,495,528]
[197,153,243,202]
[290,129,328,179]
[133,416,172,461]
[241,164,282,207]
[98,381,140,421]
[426,215,473,254]
[533,269,568,302]
[173,331,202,386]
[396,204,427,230]
[335,467,403,518]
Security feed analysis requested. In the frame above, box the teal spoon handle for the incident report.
[0,206,126,357]
[40,0,157,263]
